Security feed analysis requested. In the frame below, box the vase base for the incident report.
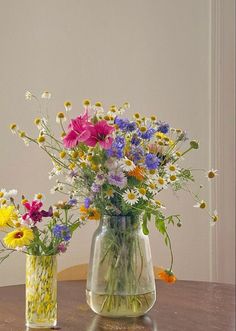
[86,289,156,318]
[26,321,57,329]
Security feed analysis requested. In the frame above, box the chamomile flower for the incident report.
[147,182,157,194]
[164,163,180,175]
[154,200,166,209]
[147,169,158,179]
[105,188,114,198]
[135,187,148,200]
[56,112,66,123]
[37,135,46,146]
[156,177,168,190]
[166,174,178,183]
[41,91,51,99]
[34,193,45,201]
[122,189,139,205]
[120,157,136,172]
[210,210,219,226]
[194,200,207,209]
[64,101,72,112]
[25,91,32,100]
[207,169,218,180]
[10,123,18,134]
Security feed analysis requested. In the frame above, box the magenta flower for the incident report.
[22,200,53,224]
[85,120,114,149]
[63,111,92,148]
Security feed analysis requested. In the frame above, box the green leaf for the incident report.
[155,218,166,235]
[142,215,149,235]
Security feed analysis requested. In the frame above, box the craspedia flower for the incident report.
[59,150,66,159]
[3,227,34,248]
[64,101,72,112]
[211,210,219,225]
[158,269,176,283]
[37,135,46,145]
[194,200,207,209]
[207,169,218,180]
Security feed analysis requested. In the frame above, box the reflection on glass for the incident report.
[86,315,158,331]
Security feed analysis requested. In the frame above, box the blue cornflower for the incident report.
[145,153,161,170]
[131,134,141,146]
[107,136,125,159]
[53,225,71,241]
[129,146,145,164]
[138,128,156,139]
[157,121,170,134]
[84,197,91,209]
[68,198,77,206]
[114,117,137,132]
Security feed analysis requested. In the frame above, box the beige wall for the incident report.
[0,0,234,286]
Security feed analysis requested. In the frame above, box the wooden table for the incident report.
[0,280,235,331]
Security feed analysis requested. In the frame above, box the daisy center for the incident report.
[125,160,132,166]
[170,175,177,181]
[127,193,136,200]
[200,202,206,209]
[208,171,215,178]
[169,165,176,171]
[158,178,164,185]
[139,188,146,195]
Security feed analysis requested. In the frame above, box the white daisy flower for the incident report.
[164,163,180,175]
[135,187,148,200]
[166,174,178,183]
[105,188,114,198]
[0,189,7,198]
[25,91,32,100]
[34,193,45,201]
[156,177,168,190]
[120,157,136,172]
[122,189,139,205]
[147,169,158,179]
[207,169,218,180]
[194,200,207,209]
[154,200,166,209]
[41,91,51,99]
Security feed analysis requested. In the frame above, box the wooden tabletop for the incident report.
[0,280,235,331]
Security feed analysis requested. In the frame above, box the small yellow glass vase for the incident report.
[25,255,57,328]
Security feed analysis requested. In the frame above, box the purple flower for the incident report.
[129,146,145,164]
[68,198,77,206]
[138,128,156,139]
[108,170,127,189]
[145,153,161,170]
[107,136,125,159]
[53,225,71,241]
[57,242,67,253]
[91,183,101,193]
[84,197,91,209]
[131,134,141,146]
[114,117,137,132]
[157,121,170,134]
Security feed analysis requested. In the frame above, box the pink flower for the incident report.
[22,200,53,224]
[57,243,67,253]
[85,120,114,149]
[63,111,92,148]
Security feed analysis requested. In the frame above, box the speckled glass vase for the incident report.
[25,255,57,328]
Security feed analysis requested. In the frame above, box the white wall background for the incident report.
[0,0,234,286]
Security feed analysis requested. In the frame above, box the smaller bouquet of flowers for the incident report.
[0,189,81,262]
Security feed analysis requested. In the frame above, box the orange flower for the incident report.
[79,205,100,221]
[158,269,177,284]
[128,166,145,181]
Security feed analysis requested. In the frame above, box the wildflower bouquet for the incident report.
[0,189,81,261]
[10,92,218,317]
